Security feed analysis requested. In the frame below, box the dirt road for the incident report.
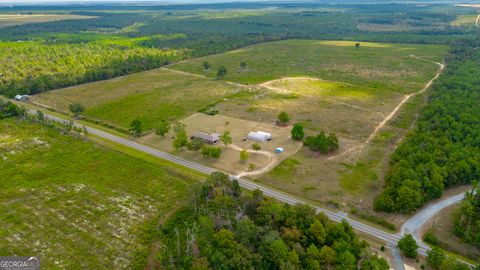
[356,58,444,155]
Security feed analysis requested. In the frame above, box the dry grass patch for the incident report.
[0,14,95,28]
[31,68,239,131]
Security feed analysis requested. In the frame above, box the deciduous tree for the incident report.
[397,234,418,258]
[129,119,142,137]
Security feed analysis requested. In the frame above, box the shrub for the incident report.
[291,123,305,141]
[202,146,222,158]
[304,131,339,154]
[277,111,290,124]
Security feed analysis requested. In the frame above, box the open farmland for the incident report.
[30,39,448,223]
[168,39,447,221]
[170,39,447,92]
[0,14,95,28]
[0,119,203,269]
[31,68,239,131]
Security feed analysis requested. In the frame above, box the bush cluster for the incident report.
[159,172,389,270]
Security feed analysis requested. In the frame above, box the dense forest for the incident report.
[374,38,480,213]
[453,184,480,248]
[0,39,183,97]
[158,172,389,269]
[0,4,478,96]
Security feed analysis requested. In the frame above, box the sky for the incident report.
[0,0,201,3]
[0,0,236,3]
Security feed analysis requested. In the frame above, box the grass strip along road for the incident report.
[26,108,475,267]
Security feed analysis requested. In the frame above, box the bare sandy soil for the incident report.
[136,113,303,176]
[0,14,95,28]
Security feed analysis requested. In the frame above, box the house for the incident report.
[191,132,220,144]
[247,131,272,142]
[14,94,29,101]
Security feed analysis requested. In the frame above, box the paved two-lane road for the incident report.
[33,111,405,245]
[29,109,476,268]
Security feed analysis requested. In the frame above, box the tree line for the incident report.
[453,183,480,249]
[158,172,389,269]
[0,40,184,98]
[374,38,480,213]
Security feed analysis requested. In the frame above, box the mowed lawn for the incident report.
[170,39,448,92]
[31,68,239,131]
[0,119,203,269]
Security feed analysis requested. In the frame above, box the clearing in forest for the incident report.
[31,39,448,220]
[0,14,95,28]
[170,39,447,92]
[168,39,447,216]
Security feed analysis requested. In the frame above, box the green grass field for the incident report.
[451,14,479,26]
[170,39,448,92]
[0,118,203,269]
[31,68,239,132]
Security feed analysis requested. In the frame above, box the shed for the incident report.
[247,131,272,142]
[14,94,29,101]
[191,132,220,144]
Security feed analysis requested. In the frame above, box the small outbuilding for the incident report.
[14,94,29,101]
[191,132,220,144]
[247,131,272,142]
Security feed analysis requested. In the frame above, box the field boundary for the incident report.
[329,57,444,161]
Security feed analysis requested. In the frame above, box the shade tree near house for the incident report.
[173,123,188,150]
[157,172,390,269]
[155,119,170,137]
[187,138,205,152]
[220,130,232,148]
[201,146,222,158]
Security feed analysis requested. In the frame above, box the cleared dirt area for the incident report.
[30,39,448,222]
[0,14,95,28]
[136,113,303,176]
